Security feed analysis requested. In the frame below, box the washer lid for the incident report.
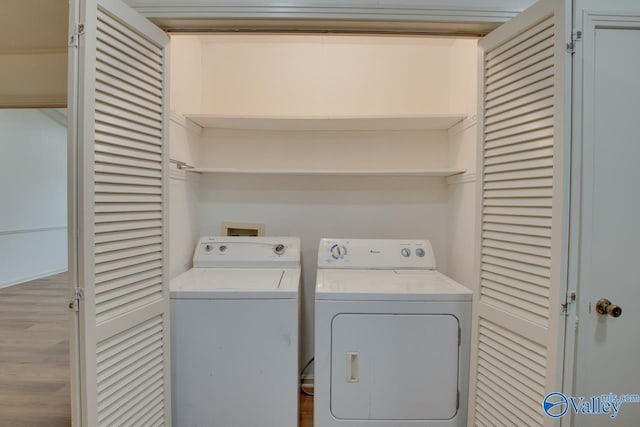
[170,268,300,299]
[315,269,472,301]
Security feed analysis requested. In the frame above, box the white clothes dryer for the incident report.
[171,236,300,427]
[314,238,472,427]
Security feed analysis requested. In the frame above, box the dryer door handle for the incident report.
[346,352,359,383]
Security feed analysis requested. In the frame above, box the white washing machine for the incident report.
[314,238,472,427]
[171,236,300,427]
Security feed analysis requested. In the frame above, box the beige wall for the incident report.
[171,34,477,117]
[449,39,478,115]
[200,128,449,170]
[0,0,68,107]
[0,53,67,108]
[169,36,203,116]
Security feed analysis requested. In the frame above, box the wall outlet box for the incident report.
[222,221,265,236]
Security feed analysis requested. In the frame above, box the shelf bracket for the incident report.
[170,159,195,170]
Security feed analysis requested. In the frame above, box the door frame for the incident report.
[563,10,640,425]
[66,0,82,422]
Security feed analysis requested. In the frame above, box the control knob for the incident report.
[401,248,411,257]
[330,244,347,260]
[274,244,286,255]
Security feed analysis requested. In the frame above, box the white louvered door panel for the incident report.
[69,0,170,425]
[470,0,571,425]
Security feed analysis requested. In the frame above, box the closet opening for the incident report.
[166,34,480,417]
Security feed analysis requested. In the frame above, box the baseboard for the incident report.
[0,225,66,236]
[0,267,68,289]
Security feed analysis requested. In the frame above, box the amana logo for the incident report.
[543,392,569,418]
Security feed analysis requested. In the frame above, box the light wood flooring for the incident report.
[300,393,313,427]
[0,272,72,427]
[0,272,314,426]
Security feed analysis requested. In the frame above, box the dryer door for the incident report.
[331,313,460,420]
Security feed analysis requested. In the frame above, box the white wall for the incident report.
[168,114,203,278]
[446,120,478,289]
[445,38,478,289]
[197,173,450,366]
[0,109,67,287]
[169,169,201,277]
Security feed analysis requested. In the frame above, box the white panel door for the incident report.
[471,0,571,425]
[565,10,640,425]
[67,0,170,425]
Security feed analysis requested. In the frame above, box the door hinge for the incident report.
[69,23,85,48]
[458,326,461,346]
[456,390,460,410]
[68,287,84,312]
[561,291,576,315]
[566,30,583,54]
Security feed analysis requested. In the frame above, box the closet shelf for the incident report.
[189,168,466,177]
[184,114,466,131]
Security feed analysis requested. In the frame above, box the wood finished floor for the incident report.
[0,272,315,426]
[300,393,313,427]
[0,272,71,427]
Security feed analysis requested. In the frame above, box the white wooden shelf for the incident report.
[189,168,465,177]
[185,114,466,131]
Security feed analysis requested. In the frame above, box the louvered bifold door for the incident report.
[470,0,571,425]
[70,0,170,425]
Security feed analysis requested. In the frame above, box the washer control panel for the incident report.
[318,238,436,269]
[194,236,300,268]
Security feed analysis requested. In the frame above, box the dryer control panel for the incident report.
[194,236,301,268]
[317,238,436,269]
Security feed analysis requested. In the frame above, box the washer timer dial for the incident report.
[330,244,347,260]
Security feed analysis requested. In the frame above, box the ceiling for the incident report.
[0,0,520,53]
[0,0,68,52]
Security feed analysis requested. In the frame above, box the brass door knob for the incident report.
[595,299,622,318]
